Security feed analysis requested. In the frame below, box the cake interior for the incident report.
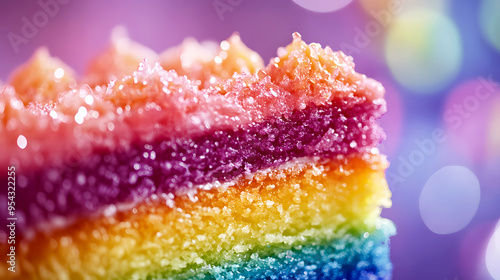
[8,155,392,279]
[0,32,393,280]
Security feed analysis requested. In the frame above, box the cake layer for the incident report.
[9,99,384,234]
[1,33,385,171]
[0,154,391,280]
[153,220,394,280]
[0,32,393,280]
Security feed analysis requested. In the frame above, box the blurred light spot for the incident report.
[77,173,86,185]
[359,0,394,14]
[220,40,230,51]
[54,68,64,79]
[103,205,117,217]
[107,122,115,131]
[292,0,353,13]
[385,10,462,93]
[360,0,448,17]
[49,110,58,119]
[443,78,500,162]
[486,220,500,280]
[74,106,88,124]
[480,0,500,52]
[84,95,94,105]
[459,222,495,279]
[399,0,448,12]
[419,166,480,234]
[10,98,23,110]
[17,135,27,149]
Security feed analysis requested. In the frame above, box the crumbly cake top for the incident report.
[1,32,385,169]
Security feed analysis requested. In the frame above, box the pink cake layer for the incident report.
[1,33,384,171]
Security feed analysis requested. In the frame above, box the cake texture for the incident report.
[0,32,393,279]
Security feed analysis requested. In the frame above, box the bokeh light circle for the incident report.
[385,10,462,93]
[486,220,500,280]
[398,0,448,12]
[480,0,500,52]
[292,0,353,13]
[419,166,480,235]
[17,134,27,149]
[459,223,497,279]
[360,0,448,17]
[359,0,395,16]
[443,78,500,162]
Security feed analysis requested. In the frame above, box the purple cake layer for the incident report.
[8,99,384,234]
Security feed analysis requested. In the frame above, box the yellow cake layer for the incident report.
[1,154,390,280]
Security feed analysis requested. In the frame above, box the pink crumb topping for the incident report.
[1,32,385,170]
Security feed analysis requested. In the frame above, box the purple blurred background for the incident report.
[1,0,499,279]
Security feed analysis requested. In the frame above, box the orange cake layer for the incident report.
[0,154,390,280]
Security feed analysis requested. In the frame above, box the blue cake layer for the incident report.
[150,220,395,280]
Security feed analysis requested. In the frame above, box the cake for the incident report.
[0,32,394,279]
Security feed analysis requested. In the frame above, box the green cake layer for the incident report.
[144,220,394,280]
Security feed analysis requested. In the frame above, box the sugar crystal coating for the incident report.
[1,33,385,171]
[265,32,384,102]
[10,99,384,233]
[0,32,392,280]
[9,48,77,104]
[84,27,159,86]
[172,221,394,280]
[160,33,264,88]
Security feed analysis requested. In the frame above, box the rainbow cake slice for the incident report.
[0,32,394,280]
